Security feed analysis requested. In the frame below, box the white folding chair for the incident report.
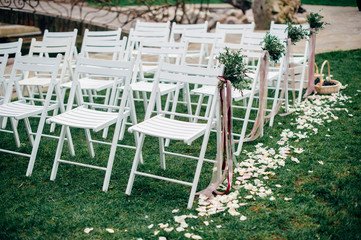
[125,28,170,60]
[181,31,226,68]
[47,57,138,191]
[61,39,128,108]
[0,54,8,104]
[126,60,223,209]
[43,29,78,61]
[18,38,73,100]
[79,38,127,61]
[270,22,311,102]
[169,21,208,42]
[215,22,255,43]
[129,41,187,112]
[0,39,23,103]
[0,53,74,176]
[134,20,170,33]
[81,28,122,49]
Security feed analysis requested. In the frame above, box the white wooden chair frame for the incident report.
[169,21,208,42]
[126,60,223,209]
[125,28,170,61]
[0,53,75,176]
[47,57,139,191]
[0,39,23,105]
[43,29,78,63]
[129,41,187,111]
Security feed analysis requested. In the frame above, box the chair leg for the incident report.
[50,126,67,181]
[25,111,49,177]
[49,107,59,132]
[24,118,34,147]
[102,118,123,192]
[193,94,204,123]
[187,136,209,209]
[159,137,166,170]
[84,129,95,158]
[65,126,75,156]
[10,118,21,148]
[126,133,145,195]
[204,95,213,119]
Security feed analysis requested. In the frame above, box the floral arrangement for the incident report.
[285,22,308,45]
[216,48,251,91]
[307,12,328,34]
[261,33,285,62]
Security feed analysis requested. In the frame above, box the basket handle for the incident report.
[314,62,319,74]
[320,60,331,81]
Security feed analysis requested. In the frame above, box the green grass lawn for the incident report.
[301,0,357,7]
[1,49,361,239]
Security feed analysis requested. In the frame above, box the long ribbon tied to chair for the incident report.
[303,30,316,98]
[197,76,233,197]
[268,38,295,118]
[244,50,270,142]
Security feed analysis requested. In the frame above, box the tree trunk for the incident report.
[252,0,273,30]
[252,0,301,30]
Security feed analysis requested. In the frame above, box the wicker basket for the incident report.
[314,62,324,83]
[314,60,341,94]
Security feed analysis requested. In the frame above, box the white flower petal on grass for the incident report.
[84,228,93,234]
[180,222,189,228]
[106,228,114,234]
[164,227,174,232]
[203,221,209,226]
[245,195,253,199]
[154,230,160,236]
[291,157,300,163]
[185,233,193,238]
[192,234,202,239]
[216,225,222,228]
[158,223,169,229]
[148,224,154,229]
[270,196,276,201]
[275,184,282,188]
[284,197,292,201]
[172,209,179,214]
[228,208,241,216]
[176,227,185,232]
[318,161,324,165]
[159,237,167,240]
[240,215,247,221]
[294,148,304,154]
[308,170,313,173]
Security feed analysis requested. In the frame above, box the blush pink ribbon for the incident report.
[244,51,270,142]
[303,30,316,98]
[197,76,233,197]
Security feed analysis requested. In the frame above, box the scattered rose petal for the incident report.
[148,224,154,229]
[154,230,160,236]
[270,196,275,201]
[158,223,169,229]
[176,227,185,232]
[318,161,324,165]
[192,234,202,239]
[216,225,222,228]
[172,209,179,214]
[159,237,167,240]
[203,221,209,226]
[106,228,114,234]
[84,228,93,234]
[164,227,174,232]
[284,197,292,201]
[275,184,282,188]
[240,215,247,221]
[185,233,192,238]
